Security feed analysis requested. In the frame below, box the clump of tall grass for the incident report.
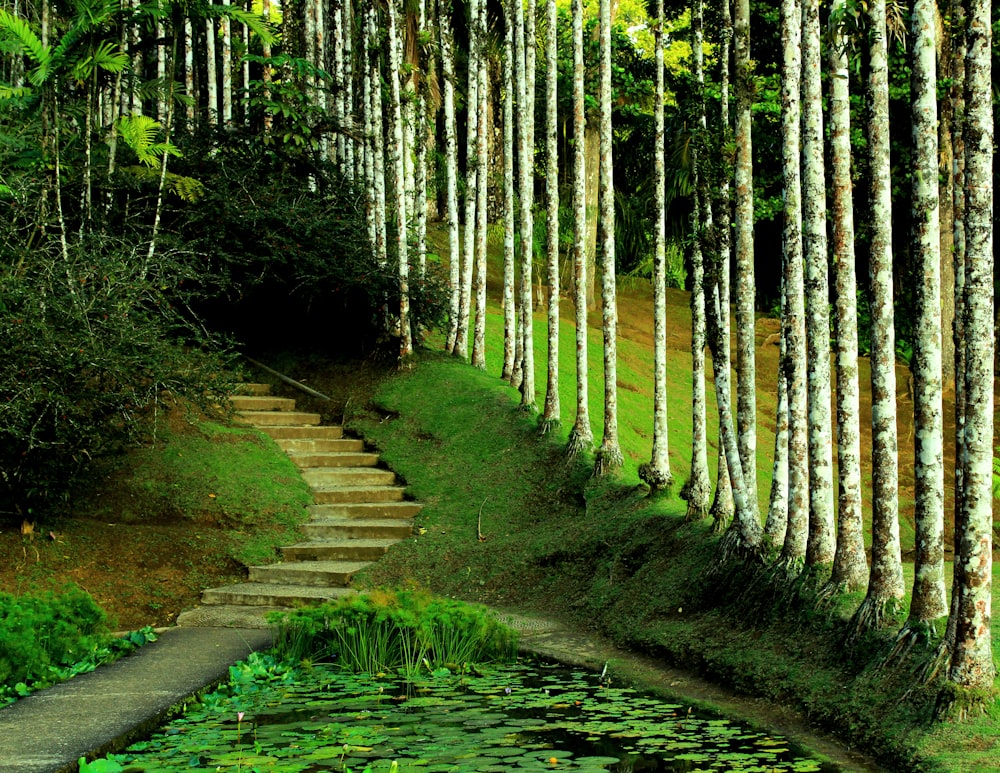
[269,589,519,676]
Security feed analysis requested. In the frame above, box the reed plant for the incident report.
[269,589,518,675]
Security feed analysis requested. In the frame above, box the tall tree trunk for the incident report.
[370,6,388,268]
[221,0,233,124]
[540,0,561,430]
[680,0,710,512]
[440,0,461,353]
[938,0,994,716]
[801,0,834,569]
[205,11,218,124]
[906,0,948,628]
[594,0,621,475]
[566,0,593,458]
[184,17,195,127]
[826,0,867,592]
[765,329,790,547]
[413,0,427,276]
[515,0,537,408]
[776,0,808,571]
[471,0,489,369]
[455,0,480,361]
[638,0,672,491]
[387,0,412,358]
[849,0,906,640]
[733,0,758,519]
[709,0,735,528]
[333,0,346,166]
[501,4,517,380]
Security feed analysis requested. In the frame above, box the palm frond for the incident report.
[0,9,51,84]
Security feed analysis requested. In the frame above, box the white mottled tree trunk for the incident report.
[566,0,592,457]
[944,0,994,703]
[205,11,218,124]
[540,0,561,428]
[369,6,388,268]
[184,18,195,127]
[472,0,489,369]
[851,0,905,637]
[638,0,671,491]
[221,0,233,125]
[387,0,412,357]
[765,325,789,547]
[594,0,621,475]
[501,5,517,380]
[516,0,537,408]
[733,0,757,517]
[440,0,461,353]
[827,0,867,591]
[455,0,480,361]
[413,0,428,276]
[776,0,807,567]
[801,0,834,568]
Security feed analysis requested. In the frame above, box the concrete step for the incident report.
[303,517,414,540]
[239,410,322,426]
[235,383,272,396]
[259,425,344,440]
[311,486,408,504]
[281,539,398,562]
[249,560,370,587]
[275,438,364,453]
[303,467,397,487]
[289,451,380,469]
[176,603,285,628]
[230,395,297,412]
[201,582,358,607]
[309,501,422,519]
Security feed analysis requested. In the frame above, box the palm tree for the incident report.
[516,0,537,409]
[848,0,905,640]
[501,3,517,381]
[638,0,672,492]
[471,0,489,369]
[937,0,995,718]
[801,0,834,569]
[904,0,948,631]
[594,0,622,476]
[539,0,561,432]
[565,0,593,459]
[440,0,461,353]
[826,0,867,593]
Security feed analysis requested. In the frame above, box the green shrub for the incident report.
[0,587,111,696]
[0,236,238,514]
[270,589,519,676]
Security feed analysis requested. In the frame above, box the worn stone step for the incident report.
[249,560,370,587]
[230,395,297,412]
[176,603,284,629]
[235,383,272,396]
[311,486,408,504]
[281,539,398,562]
[260,425,344,440]
[275,438,363,454]
[201,582,357,607]
[303,517,414,540]
[238,410,322,426]
[289,451,380,469]
[303,467,396,487]
[308,501,422,519]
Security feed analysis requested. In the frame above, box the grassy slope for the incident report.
[348,300,998,772]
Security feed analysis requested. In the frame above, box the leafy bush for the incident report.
[0,587,121,701]
[270,589,519,675]
[0,235,238,515]
[166,131,450,355]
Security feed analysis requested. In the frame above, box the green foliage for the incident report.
[0,236,238,514]
[167,133,449,354]
[270,590,519,675]
[0,588,156,704]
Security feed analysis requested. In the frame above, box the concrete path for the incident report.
[0,626,272,773]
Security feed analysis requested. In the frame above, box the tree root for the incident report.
[565,427,593,462]
[593,444,624,477]
[537,417,560,437]
[638,462,673,495]
[933,682,997,722]
[686,502,710,522]
[844,593,901,651]
[918,639,953,687]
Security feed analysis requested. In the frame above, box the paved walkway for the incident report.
[0,627,272,773]
[0,613,883,773]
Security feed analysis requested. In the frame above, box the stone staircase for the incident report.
[177,383,419,628]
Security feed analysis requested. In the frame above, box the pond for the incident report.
[113,657,839,772]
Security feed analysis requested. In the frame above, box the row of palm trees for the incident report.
[1,0,992,718]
